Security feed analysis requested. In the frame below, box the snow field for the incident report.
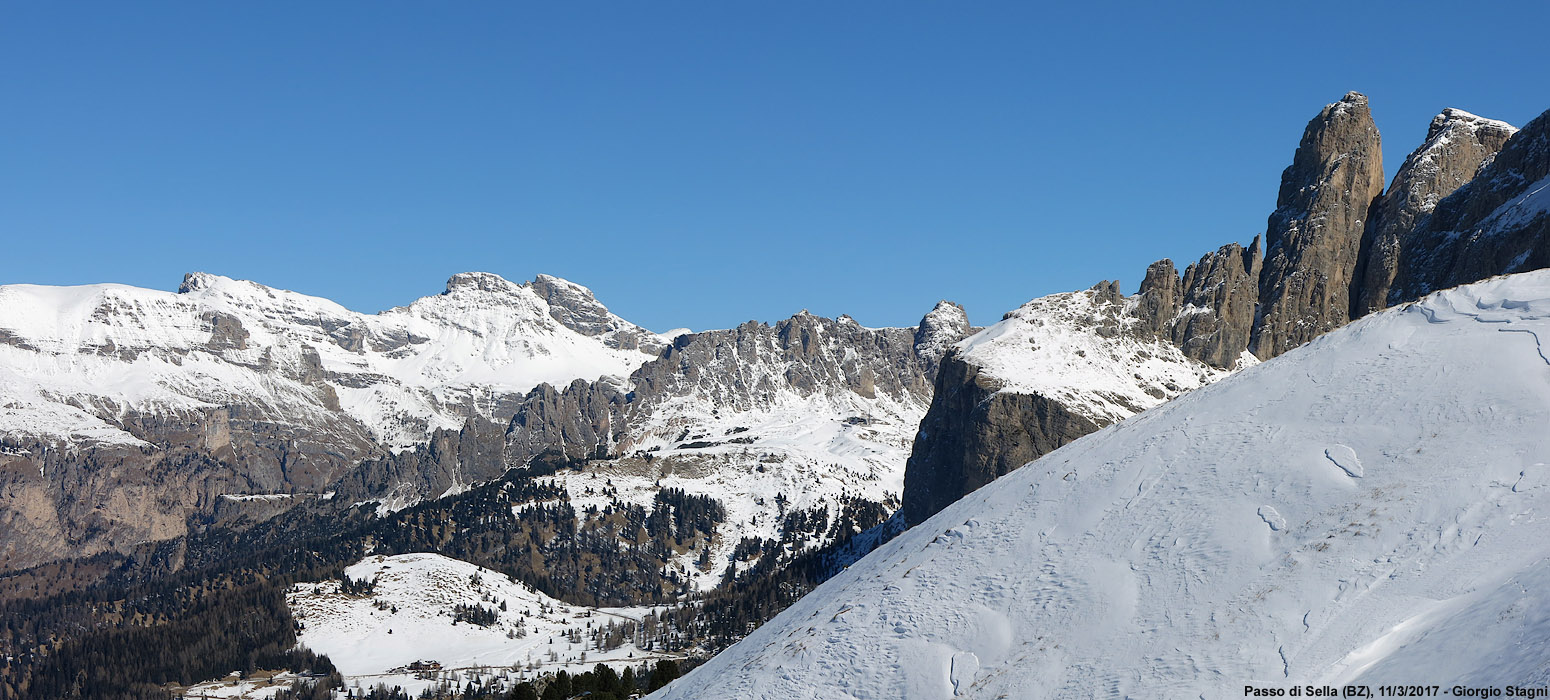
[655,271,1550,698]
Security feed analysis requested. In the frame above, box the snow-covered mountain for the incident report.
[495,304,975,589]
[289,553,684,696]
[0,271,670,569]
[654,270,1550,698]
[0,271,665,450]
[901,283,1242,524]
[899,95,1542,528]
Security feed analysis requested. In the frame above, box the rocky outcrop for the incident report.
[1387,107,1550,304]
[898,286,1231,525]
[500,303,970,466]
[504,379,629,464]
[1252,92,1386,359]
[332,416,511,506]
[913,301,974,378]
[0,402,379,570]
[898,351,1102,525]
[529,274,669,354]
[1354,109,1518,316]
[1171,237,1263,368]
[1134,260,1182,338]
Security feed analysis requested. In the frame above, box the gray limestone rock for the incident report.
[1388,107,1550,304]
[1252,92,1386,359]
[1353,108,1517,316]
[529,274,669,355]
[898,350,1102,526]
[1134,260,1182,338]
[499,302,966,471]
[1171,237,1263,368]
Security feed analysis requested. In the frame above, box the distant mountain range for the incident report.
[0,91,1546,699]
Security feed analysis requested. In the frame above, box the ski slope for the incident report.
[654,271,1550,698]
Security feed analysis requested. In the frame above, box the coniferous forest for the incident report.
[0,450,889,699]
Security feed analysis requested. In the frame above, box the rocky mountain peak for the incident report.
[178,271,216,294]
[1386,105,1550,304]
[1133,260,1181,337]
[916,300,970,336]
[176,272,273,298]
[1171,237,1262,368]
[528,274,620,334]
[443,271,520,295]
[1252,91,1385,359]
[1352,108,1518,316]
[1434,108,1518,137]
[913,301,973,378]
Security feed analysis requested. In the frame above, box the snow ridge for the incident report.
[655,270,1550,698]
[0,272,667,450]
[957,287,1236,424]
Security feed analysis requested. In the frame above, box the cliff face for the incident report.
[1388,108,1550,305]
[501,304,972,466]
[899,95,1548,527]
[1353,109,1517,316]
[897,351,1102,525]
[1172,238,1264,368]
[898,286,1231,525]
[0,271,666,570]
[1252,92,1386,359]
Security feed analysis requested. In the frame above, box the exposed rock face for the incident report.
[0,406,378,571]
[0,271,666,570]
[1388,107,1550,304]
[529,274,669,354]
[1252,92,1386,359]
[898,352,1102,525]
[898,287,1231,526]
[913,301,974,378]
[502,304,972,467]
[1134,260,1182,338]
[1172,237,1263,368]
[1354,109,1518,316]
[332,416,511,507]
[504,379,629,464]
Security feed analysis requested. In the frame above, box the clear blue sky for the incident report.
[3,2,1547,331]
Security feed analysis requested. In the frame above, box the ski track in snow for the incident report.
[652,270,1550,699]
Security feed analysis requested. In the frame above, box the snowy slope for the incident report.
[547,388,926,590]
[958,288,1241,425]
[655,270,1550,699]
[0,272,665,450]
[289,553,685,695]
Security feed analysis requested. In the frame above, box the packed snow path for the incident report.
[653,271,1550,699]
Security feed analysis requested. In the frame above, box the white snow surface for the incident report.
[1481,174,1550,240]
[958,288,1236,424]
[654,270,1550,699]
[0,272,664,449]
[549,389,927,590]
[289,553,684,695]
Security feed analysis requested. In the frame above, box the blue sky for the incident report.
[3,2,1547,331]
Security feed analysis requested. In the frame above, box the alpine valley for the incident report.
[3,91,1549,700]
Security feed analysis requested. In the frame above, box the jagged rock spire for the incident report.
[1252,91,1385,359]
